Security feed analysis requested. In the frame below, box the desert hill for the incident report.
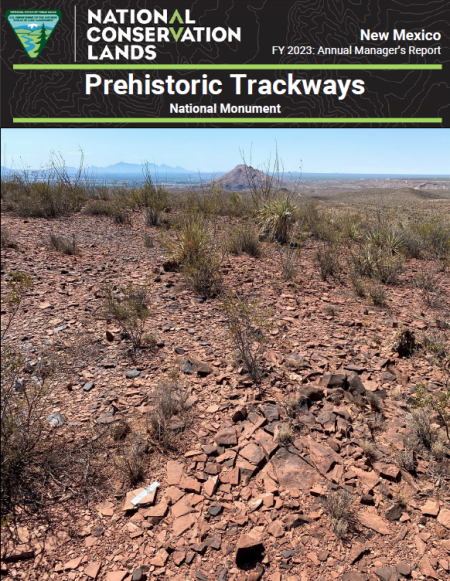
[217,164,296,192]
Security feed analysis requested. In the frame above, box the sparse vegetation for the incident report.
[258,197,297,244]
[147,381,188,448]
[102,283,151,352]
[49,233,80,255]
[221,290,270,385]
[322,490,354,538]
[278,242,300,281]
[1,228,18,249]
[227,224,261,257]
[316,243,340,280]
[113,433,147,486]
[276,423,293,443]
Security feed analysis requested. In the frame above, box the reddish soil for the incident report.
[1,211,449,581]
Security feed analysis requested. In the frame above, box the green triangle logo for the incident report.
[6,10,61,59]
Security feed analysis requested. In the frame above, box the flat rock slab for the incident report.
[359,511,391,535]
[271,447,320,490]
[106,572,128,581]
[167,461,184,485]
[173,513,197,536]
[84,562,101,579]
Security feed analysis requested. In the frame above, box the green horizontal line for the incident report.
[13,64,442,70]
[13,118,442,124]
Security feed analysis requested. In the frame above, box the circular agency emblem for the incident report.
[6,10,61,59]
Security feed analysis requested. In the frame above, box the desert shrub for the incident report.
[418,332,448,361]
[360,439,377,459]
[431,440,448,461]
[49,233,80,255]
[164,216,223,296]
[413,383,449,444]
[227,224,261,257]
[414,269,443,308]
[128,163,170,226]
[164,216,210,265]
[111,420,131,441]
[147,381,188,448]
[182,252,223,297]
[350,274,366,298]
[143,233,154,248]
[322,490,354,538]
[392,328,416,357]
[414,218,450,265]
[102,283,151,352]
[399,227,424,259]
[258,197,296,244]
[1,273,48,511]
[278,243,300,280]
[406,408,437,450]
[367,280,387,306]
[113,433,147,486]
[1,229,18,249]
[11,182,86,218]
[316,243,340,280]
[396,449,416,472]
[113,208,132,225]
[4,151,87,218]
[276,423,293,443]
[240,148,289,207]
[366,223,404,254]
[221,290,270,385]
[82,199,115,216]
[349,243,402,284]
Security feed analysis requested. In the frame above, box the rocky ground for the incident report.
[1,209,449,581]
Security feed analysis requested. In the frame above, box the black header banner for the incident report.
[1,0,449,128]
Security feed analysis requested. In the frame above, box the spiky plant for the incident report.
[258,197,296,244]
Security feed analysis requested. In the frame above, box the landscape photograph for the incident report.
[1,128,449,581]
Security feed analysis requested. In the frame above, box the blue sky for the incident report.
[1,128,449,174]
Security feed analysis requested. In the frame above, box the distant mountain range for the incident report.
[0,162,192,176]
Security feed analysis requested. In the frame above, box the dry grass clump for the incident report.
[406,408,437,451]
[360,438,377,459]
[418,332,448,361]
[113,433,148,486]
[227,224,261,257]
[49,233,80,255]
[147,381,188,448]
[396,449,416,472]
[322,490,354,538]
[102,283,151,352]
[1,228,18,249]
[316,243,341,280]
[276,423,293,443]
[164,216,223,296]
[221,290,270,385]
[367,280,387,306]
[278,243,300,281]
[143,233,154,248]
[82,199,116,216]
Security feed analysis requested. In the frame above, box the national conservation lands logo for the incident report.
[6,10,61,59]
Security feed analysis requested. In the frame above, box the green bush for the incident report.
[258,197,296,244]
